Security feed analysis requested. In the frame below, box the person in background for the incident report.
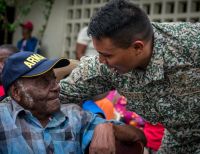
[0,44,18,96]
[60,0,200,153]
[17,21,40,53]
[76,26,98,60]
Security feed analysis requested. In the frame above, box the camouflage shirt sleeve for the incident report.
[152,22,200,67]
[59,56,113,104]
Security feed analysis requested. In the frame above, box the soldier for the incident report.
[60,0,200,153]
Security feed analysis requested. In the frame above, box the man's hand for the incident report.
[89,123,115,154]
[113,125,147,146]
[89,123,146,154]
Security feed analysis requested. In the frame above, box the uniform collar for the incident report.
[144,26,166,83]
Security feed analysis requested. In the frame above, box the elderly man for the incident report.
[17,21,40,53]
[0,51,146,154]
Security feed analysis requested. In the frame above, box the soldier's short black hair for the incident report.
[88,0,153,48]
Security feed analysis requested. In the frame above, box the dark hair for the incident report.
[0,44,18,53]
[88,0,153,48]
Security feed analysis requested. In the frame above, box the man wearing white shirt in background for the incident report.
[76,26,98,60]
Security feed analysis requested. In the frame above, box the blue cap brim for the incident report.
[22,58,69,77]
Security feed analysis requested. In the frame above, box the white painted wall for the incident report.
[42,0,67,58]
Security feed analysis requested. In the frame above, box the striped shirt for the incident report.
[0,99,106,154]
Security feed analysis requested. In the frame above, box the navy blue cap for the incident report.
[2,51,70,94]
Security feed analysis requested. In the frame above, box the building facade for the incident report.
[13,0,200,58]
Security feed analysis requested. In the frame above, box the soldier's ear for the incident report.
[130,40,144,56]
[10,83,21,102]
[134,41,144,55]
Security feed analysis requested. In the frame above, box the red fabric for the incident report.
[144,122,164,151]
[0,85,5,96]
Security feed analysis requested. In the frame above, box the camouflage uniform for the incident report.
[60,22,200,153]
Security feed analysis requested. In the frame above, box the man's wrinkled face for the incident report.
[16,70,60,116]
[92,37,142,74]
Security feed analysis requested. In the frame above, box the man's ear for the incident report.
[10,84,21,102]
[131,41,144,56]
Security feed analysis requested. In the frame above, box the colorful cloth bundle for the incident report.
[95,90,145,128]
